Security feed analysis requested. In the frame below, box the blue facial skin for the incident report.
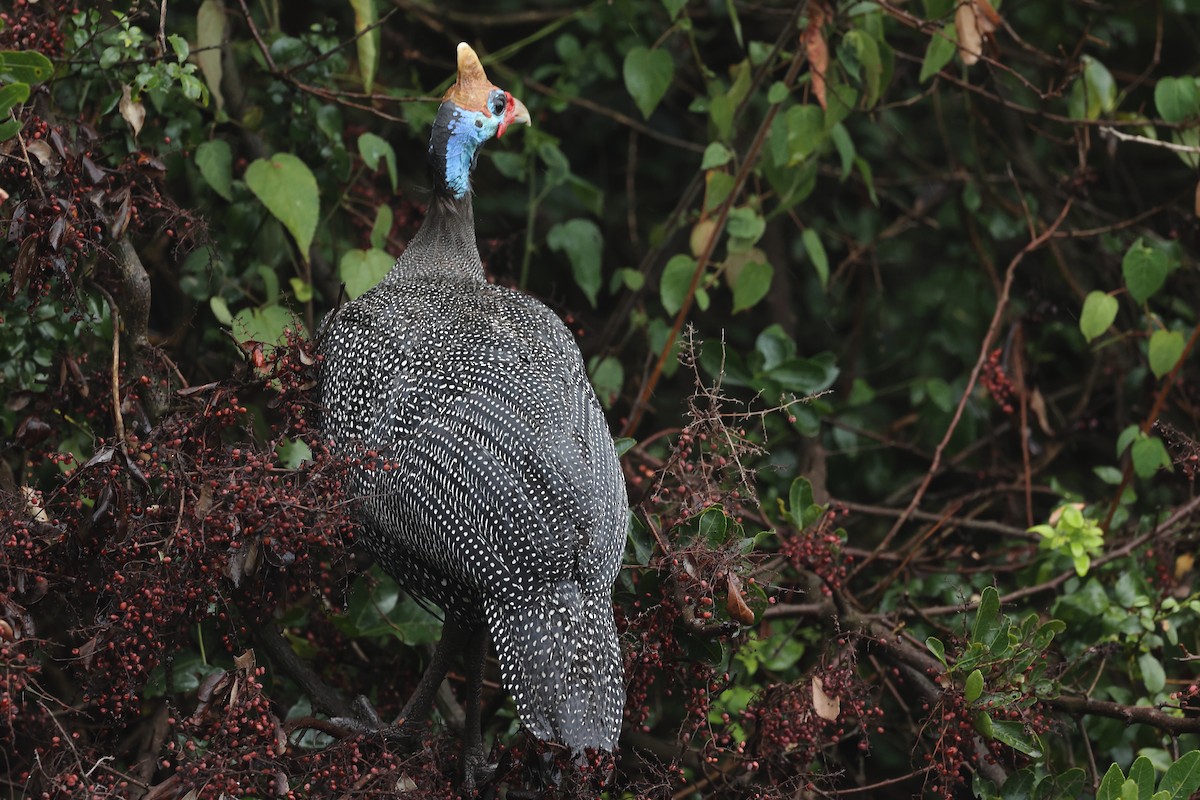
[431,101,506,200]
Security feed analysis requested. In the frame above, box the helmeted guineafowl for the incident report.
[317,42,628,767]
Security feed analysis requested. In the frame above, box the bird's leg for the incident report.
[459,624,496,792]
[384,616,468,742]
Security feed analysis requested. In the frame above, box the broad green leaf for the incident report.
[923,0,955,17]
[1155,76,1200,123]
[1159,750,1200,800]
[231,305,294,346]
[786,104,825,163]
[195,139,233,201]
[209,295,233,325]
[0,117,20,141]
[348,0,380,93]
[1148,330,1185,378]
[288,277,313,303]
[358,132,397,191]
[1068,56,1117,120]
[244,153,319,262]
[623,46,674,119]
[0,81,30,114]
[1097,763,1126,800]
[701,142,733,169]
[971,586,1001,647]
[1123,239,1170,304]
[546,219,603,307]
[1117,424,1140,458]
[662,0,687,20]
[369,204,392,251]
[830,123,855,180]
[964,669,984,702]
[919,25,957,83]
[726,206,766,251]
[802,228,829,289]
[989,719,1042,757]
[1080,291,1118,343]
[1131,435,1172,479]
[196,0,227,112]
[588,354,623,408]
[1138,652,1166,693]
[843,30,883,108]
[613,437,636,457]
[731,259,772,313]
[767,81,789,104]
[338,247,393,299]
[926,636,947,668]
[660,253,697,315]
[789,477,817,528]
[699,506,729,545]
[0,50,54,84]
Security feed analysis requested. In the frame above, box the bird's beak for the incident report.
[509,95,531,128]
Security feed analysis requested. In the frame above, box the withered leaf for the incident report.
[119,84,145,138]
[812,676,841,721]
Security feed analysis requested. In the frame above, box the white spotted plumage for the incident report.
[318,189,628,750]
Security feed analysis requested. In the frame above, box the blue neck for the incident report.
[429,102,491,200]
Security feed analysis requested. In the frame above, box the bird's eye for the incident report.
[489,91,507,116]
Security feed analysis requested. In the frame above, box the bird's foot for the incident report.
[328,694,386,734]
[457,744,497,798]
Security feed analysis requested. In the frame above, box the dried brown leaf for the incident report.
[725,573,756,625]
[1029,387,1054,436]
[812,676,841,721]
[119,84,145,138]
[804,1,831,111]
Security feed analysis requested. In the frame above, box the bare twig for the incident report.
[854,199,1074,576]
[1101,126,1200,155]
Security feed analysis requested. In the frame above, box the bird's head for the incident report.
[429,42,531,200]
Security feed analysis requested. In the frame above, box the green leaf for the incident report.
[209,295,233,325]
[726,206,766,250]
[1159,750,1200,800]
[369,204,392,250]
[1117,424,1140,458]
[167,33,189,62]
[546,219,604,308]
[926,636,947,668]
[348,0,380,93]
[829,123,855,180]
[0,81,30,114]
[1138,652,1166,693]
[0,117,20,141]
[1155,76,1200,123]
[1131,435,1172,479]
[1128,758,1156,800]
[701,142,733,169]
[613,437,636,457]
[1068,56,1117,120]
[662,0,687,20]
[1080,291,1118,343]
[699,506,729,545]
[789,477,817,528]
[244,153,319,262]
[964,669,984,703]
[1097,763,1127,800]
[971,586,1001,647]
[660,254,697,315]
[919,24,957,83]
[1123,238,1170,304]
[623,46,674,119]
[843,30,883,108]
[358,132,397,191]
[288,277,313,303]
[0,50,54,84]
[989,719,1042,757]
[588,354,624,408]
[231,305,294,347]
[338,247,393,299]
[731,259,772,313]
[767,81,789,104]
[1148,330,1185,378]
[195,139,233,201]
[785,104,825,163]
[802,228,829,289]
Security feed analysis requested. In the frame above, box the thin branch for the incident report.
[1101,126,1200,155]
[854,199,1074,576]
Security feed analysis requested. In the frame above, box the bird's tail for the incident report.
[485,581,623,752]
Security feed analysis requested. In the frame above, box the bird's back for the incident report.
[319,274,627,749]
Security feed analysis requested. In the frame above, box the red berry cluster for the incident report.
[980,348,1015,414]
[779,508,849,592]
[0,0,73,57]
[743,659,878,784]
